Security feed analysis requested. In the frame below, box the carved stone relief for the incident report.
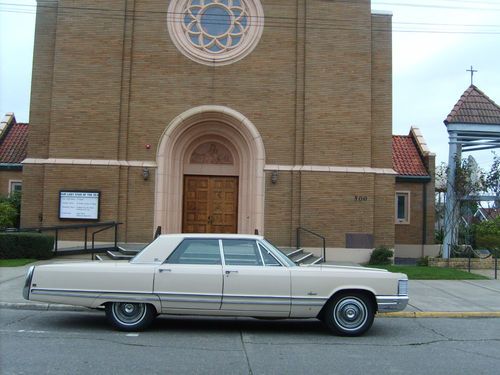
[190,142,234,165]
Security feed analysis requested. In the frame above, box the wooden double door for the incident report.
[183,176,238,233]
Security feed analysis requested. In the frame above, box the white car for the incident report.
[23,234,408,336]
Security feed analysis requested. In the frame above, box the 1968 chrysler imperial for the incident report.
[23,234,408,336]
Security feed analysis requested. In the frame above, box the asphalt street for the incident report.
[1,309,500,375]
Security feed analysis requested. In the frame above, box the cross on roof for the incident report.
[466,65,478,85]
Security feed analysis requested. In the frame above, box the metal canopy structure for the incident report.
[443,85,500,258]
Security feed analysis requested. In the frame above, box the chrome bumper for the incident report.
[23,266,35,300]
[376,295,409,312]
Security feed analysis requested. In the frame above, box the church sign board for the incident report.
[59,191,100,220]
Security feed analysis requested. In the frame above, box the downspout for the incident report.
[422,181,428,258]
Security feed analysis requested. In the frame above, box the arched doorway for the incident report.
[155,106,265,235]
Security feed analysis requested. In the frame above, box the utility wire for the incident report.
[1,6,500,35]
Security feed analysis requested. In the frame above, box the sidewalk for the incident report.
[1,258,500,317]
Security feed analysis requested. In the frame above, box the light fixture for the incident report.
[142,167,150,181]
[271,170,278,184]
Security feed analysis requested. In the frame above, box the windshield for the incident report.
[260,239,297,267]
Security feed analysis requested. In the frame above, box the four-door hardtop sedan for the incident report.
[23,234,408,336]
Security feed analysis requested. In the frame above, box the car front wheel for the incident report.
[323,293,374,336]
[105,302,156,331]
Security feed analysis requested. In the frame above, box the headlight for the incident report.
[23,266,35,300]
[398,279,408,296]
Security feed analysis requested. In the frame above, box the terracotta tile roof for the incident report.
[445,85,500,125]
[392,135,429,177]
[0,122,29,164]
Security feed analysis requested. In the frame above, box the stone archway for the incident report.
[155,106,265,234]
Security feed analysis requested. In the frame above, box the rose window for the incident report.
[168,0,264,66]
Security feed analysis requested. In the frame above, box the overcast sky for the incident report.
[1,0,499,168]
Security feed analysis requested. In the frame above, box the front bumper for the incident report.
[376,295,409,312]
[23,266,35,300]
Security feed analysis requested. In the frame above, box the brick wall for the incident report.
[0,170,22,196]
[23,0,395,247]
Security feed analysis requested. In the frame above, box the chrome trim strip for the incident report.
[224,294,290,300]
[31,289,159,302]
[221,300,291,306]
[376,295,409,312]
[31,288,152,295]
[30,288,329,307]
[160,297,222,304]
[156,292,222,297]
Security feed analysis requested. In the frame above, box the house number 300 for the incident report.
[355,196,368,201]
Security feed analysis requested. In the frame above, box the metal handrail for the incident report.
[296,227,326,263]
[154,226,162,239]
[5,221,122,256]
[91,223,120,260]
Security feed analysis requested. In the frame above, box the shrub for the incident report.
[416,256,429,267]
[474,216,500,252]
[0,233,54,260]
[368,246,393,265]
[0,192,21,228]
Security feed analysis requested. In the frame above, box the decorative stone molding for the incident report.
[22,158,157,168]
[264,165,397,175]
[155,105,265,235]
[190,142,234,164]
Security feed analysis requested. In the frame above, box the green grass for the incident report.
[369,265,489,280]
[0,259,37,267]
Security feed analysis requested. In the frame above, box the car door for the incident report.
[153,238,223,312]
[221,239,291,314]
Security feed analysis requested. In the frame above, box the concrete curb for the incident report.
[378,311,500,318]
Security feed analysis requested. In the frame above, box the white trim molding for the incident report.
[264,165,397,175]
[22,158,157,168]
[22,159,396,176]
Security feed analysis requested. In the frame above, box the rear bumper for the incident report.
[376,295,409,312]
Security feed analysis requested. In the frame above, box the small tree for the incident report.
[440,156,485,252]
[0,192,21,228]
[475,216,500,253]
[484,152,500,209]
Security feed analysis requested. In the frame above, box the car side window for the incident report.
[258,243,282,267]
[166,239,221,265]
[222,239,263,266]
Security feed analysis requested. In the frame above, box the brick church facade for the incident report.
[22,0,404,253]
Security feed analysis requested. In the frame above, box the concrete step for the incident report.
[106,250,135,260]
[290,251,313,264]
[116,246,142,256]
[300,255,324,265]
[280,248,304,258]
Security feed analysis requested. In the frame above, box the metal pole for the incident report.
[54,229,58,254]
[323,237,326,263]
[443,132,461,259]
[114,223,118,249]
[468,249,471,273]
[84,227,88,251]
[495,253,498,280]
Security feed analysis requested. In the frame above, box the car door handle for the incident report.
[159,269,172,273]
[225,270,238,275]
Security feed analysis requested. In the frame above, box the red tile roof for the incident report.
[0,122,29,164]
[445,85,500,125]
[392,135,429,177]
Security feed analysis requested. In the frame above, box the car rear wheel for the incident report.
[323,293,374,336]
[105,302,156,331]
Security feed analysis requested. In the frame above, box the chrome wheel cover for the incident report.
[333,297,368,332]
[112,303,147,326]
